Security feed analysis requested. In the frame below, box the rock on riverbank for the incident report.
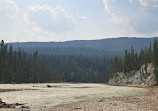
[0,98,23,108]
[108,63,156,86]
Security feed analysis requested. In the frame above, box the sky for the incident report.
[0,0,158,42]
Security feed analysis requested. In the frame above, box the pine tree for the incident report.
[130,46,135,70]
[123,50,128,73]
[139,49,145,65]
[148,41,152,63]
[152,38,158,85]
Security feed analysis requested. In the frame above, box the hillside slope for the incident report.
[8,37,154,56]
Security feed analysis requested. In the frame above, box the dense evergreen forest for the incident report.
[1,38,157,84]
[0,40,109,83]
[110,38,158,85]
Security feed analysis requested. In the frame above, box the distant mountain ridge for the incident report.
[8,37,155,57]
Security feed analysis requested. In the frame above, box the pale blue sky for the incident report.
[0,0,158,42]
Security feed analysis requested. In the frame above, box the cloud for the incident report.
[111,14,130,25]
[0,0,54,42]
[103,0,130,25]
[0,0,20,42]
[139,0,158,8]
[26,5,76,33]
[0,0,19,28]
[102,0,158,35]
[77,16,87,19]
[0,0,19,12]
[0,0,77,42]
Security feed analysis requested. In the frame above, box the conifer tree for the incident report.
[152,38,158,85]
[130,46,135,70]
[148,41,152,63]
[123,50,128,73]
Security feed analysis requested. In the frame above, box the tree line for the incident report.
[110,38,158,85]
[0,40,109,83]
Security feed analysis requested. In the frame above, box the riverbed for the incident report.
[0,83,148,111]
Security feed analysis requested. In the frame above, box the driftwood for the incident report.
[0,98,23,108]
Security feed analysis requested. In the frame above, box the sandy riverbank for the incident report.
[44,86,158,111]
[0,83,151,110]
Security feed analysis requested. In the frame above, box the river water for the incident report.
[0,83,147,111]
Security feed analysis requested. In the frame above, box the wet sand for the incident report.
[44,87,158,111]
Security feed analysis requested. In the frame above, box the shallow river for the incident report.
[0,83,147,111]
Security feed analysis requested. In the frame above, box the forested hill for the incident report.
[0,40,110,83]
[0,37,155,83]
[8,37,154,57]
